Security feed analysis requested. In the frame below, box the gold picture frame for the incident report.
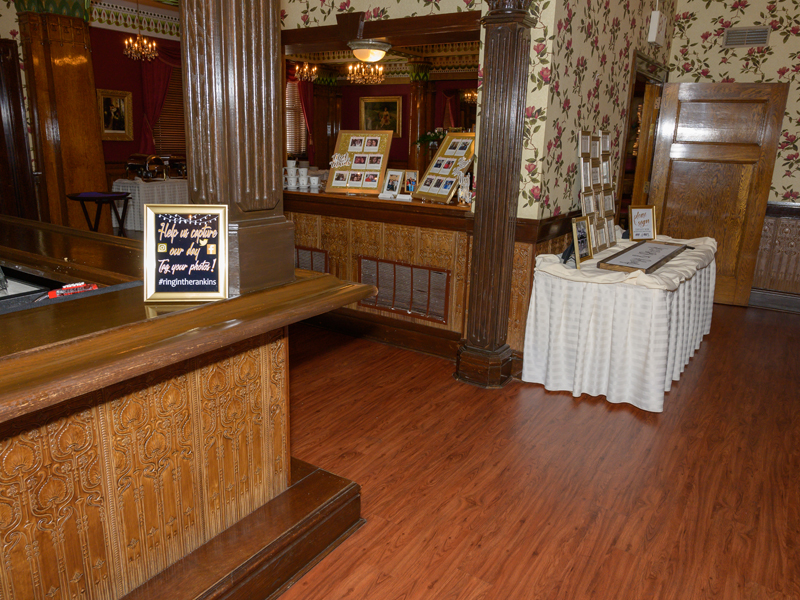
[143,204,228,302]
[629,204,657,241]
[97,89,133,141]
[359,96,402,137]
[325,130,393,195]
[572,216,593,268]
[414,132,474,204]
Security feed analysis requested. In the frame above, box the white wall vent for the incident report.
[723,27,770,48]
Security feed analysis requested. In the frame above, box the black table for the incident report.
[67,192,130,236]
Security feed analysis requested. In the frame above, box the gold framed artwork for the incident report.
[359,96,402,137]
[581,191,596,216]
[580,157,592,193]
[325,130,393,195]
[403,170,419,194]
[579,130,592,157]
[143,204,228,302]
[97,89,133,141]
[414,132,474,204]
[572,216,593,268]
[629,204,657,241]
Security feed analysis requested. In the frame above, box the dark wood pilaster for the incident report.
[408,60,432,173]
[455,1,532,388]
[312,71,341,169]
[181,0,295,294]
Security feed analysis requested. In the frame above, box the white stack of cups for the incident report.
[284,159,298,189]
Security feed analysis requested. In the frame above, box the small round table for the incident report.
[67,192,131,237]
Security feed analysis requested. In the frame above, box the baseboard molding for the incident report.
[748,289,800,314]
[122,458,363,600]
[304,307,464,361]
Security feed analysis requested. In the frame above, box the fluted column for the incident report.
[181,0,295,294]
[408,60,432,173]
[455,0,532,388]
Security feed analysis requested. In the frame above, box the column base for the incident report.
[229,216,295,296]
[454,343,514,388]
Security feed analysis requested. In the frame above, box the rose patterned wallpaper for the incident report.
[670,0,800,203]
[527,0,676,219]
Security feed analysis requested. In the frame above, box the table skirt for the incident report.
[111,179,189,231]
[521,260,715,412]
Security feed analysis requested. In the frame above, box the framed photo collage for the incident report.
[415,133,475,203]
[325,130,393,195]
[573,129,617,268]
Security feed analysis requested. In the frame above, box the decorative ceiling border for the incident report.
[90,0,180,39]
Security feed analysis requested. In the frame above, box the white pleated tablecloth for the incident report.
[111,178,189,231]
[522,235,717,413]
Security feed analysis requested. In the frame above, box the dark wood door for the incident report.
[0,39,38,220]
[630,83,661,206]
[649,83,789,305]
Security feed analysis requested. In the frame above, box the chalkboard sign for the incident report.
[143,204,228,302]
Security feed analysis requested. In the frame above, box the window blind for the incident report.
[286,81,307,156]
[153,67,186,155]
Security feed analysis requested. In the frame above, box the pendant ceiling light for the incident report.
[296,62,318,82]
[124,1,158,62]
[347,39,391,63]
[347,63,384,85]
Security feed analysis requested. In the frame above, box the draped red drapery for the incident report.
[138,39,182,155]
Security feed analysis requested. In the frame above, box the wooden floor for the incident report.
[283,305,800,600]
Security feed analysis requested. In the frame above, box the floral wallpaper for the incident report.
[524,0,676,219]
[280,0,482,28]
[670,0,800,203]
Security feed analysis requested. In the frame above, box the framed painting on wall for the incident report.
[359,96,402,137]
[97,89,133,141]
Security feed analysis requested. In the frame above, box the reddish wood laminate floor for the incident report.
[284,305,800,600]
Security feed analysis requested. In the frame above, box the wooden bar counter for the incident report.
[0,216,375,600]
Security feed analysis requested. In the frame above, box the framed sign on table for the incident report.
[143,204,228,302]
[414,132,474,204]
[325,130,393,195]
[597,240,687,274]
[630,204,657,241]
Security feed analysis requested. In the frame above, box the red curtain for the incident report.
[138,39,182,154]
[441,89,460,129]
[287,62,315,164]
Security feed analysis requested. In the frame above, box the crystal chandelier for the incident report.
[462,89,478,104]
[347,63,384,85]
[124,1,158,62]
[296,62,318,82]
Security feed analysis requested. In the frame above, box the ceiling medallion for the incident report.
[347,62,384,85]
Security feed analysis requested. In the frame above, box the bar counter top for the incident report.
[0,216,375,426]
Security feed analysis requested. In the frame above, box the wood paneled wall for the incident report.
[753,214,800,294]
[0,329,288,600]
[289,209,573,356]
[288,212,471,334]
[18,13,109,232]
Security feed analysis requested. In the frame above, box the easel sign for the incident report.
[325,130,393,195]
[629,205,657,241]
[143,204,228,302]
[414,132,474,204]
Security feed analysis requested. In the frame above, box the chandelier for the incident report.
[124,2,158,62]
[296,62,318,82]
[462,89,478,104]
[347,63,384,85]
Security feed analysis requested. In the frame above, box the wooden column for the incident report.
[18,12,109,231]
[408,60,432,173]
[455,1,532,388]
[181,0,295,295]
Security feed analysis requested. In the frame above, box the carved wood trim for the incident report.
[0,330,288,599]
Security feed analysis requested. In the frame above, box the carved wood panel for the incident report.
[383,224,417,265]
[507,242,533,352]
[288,213,321,249]
[320,217,350,281]
[0,329,288,600]
[350,221,382,284]
[753,215,800,294]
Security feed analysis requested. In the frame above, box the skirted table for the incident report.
[522,235,717,412]
[111,178,189,231]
